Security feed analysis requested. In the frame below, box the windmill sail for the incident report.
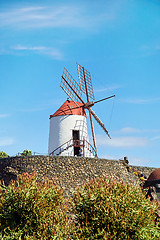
[60,63,114,157]
[90,108,111,139]
[77,63,95,101]
[77,63,97,150]
[88,108,97,152]
[61,67,84,107]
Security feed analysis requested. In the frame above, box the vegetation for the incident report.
[0,151,9,158]
[72,176,160,240]
[0,173,72,239]
[21,150,32,156]
[0,174,159,239]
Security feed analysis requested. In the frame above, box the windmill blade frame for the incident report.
[94,95,115,104]
[90,108,111,139]
[88,108,97,152]
[60,62,114,158]
[77,63,95,101]
[61,67,84,107]
[77,62,97,151]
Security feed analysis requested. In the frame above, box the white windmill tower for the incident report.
[48,63,115,157]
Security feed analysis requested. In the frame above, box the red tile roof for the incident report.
[50,100,86,118]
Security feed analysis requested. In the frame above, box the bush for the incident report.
[0,173,72,239]
[0,174,159,239]
[0,151,9,158]
[72,176,160,240]
[21,150,32,156]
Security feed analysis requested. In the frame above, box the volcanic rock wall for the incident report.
[0,155,156,194]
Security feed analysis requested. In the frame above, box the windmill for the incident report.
[58,62,115,156]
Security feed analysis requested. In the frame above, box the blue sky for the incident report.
[0,0,160,167]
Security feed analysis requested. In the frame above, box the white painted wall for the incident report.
[48,115,95,157]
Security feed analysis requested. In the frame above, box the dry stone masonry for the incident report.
[0,155,156,195]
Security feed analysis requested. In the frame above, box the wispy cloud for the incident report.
[95,84,123,93]
[151,136,160,141]
[99,153,122,160]
[12,45,63,59]
[98,153,151,167]
[17,98,64,113]
[0,114,10,118]
[0,5,92,29]
[120,97,160,104]
[0,6,80,29]
[140,43,160,56]
[0,2,122,30]
[117,127,160,134]
[118,127,140,133]
[18,107,48,113]
[128,156,151,167]
[0,137,14,146]
[96,134,148,148]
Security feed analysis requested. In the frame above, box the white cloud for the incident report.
[0,137,14,146]
[0,5,91,29]
[13,45,46,51]
[128,156,151,167]
[140,43,160,55]
[118,127,140,133]
[17,98,64,113]
[120,97,160,104]
[155,45,160,50]
[12,45,63,60]
[117,127,160,134]
[99,153,122,160]
[0,114,10,118]
[96,135,148,148]
[97,153,151,167]
[95,84,123,93]
[151,136,160,141]
[0,2,122,30]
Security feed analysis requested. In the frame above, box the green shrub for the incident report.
[72,176,160,240]
[1,174,159,239]
[0,173,72,239]
[0,151,9,158]
[21,150,32,156]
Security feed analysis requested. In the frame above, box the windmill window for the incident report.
[72,130,81,156]
[73,130,80,141]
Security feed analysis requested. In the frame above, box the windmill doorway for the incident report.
[72,130,81,156]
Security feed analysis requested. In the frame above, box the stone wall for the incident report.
[0,155,156,194]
